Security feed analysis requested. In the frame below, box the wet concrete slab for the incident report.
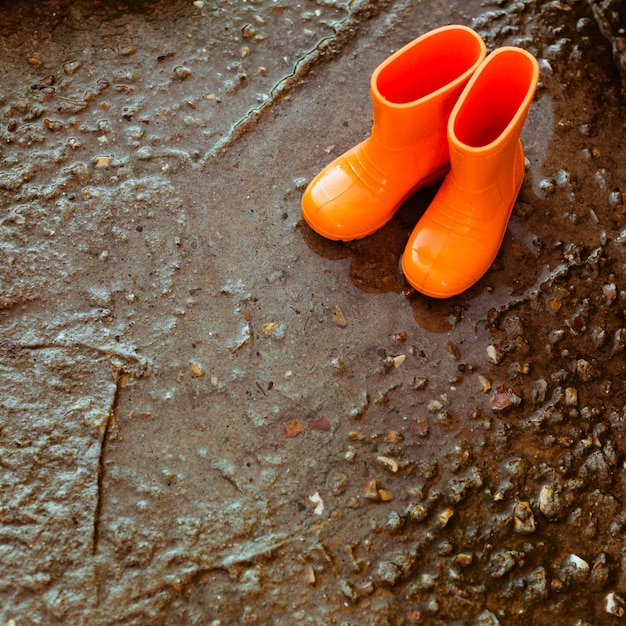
[2,0,626,624]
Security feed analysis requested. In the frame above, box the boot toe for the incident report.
[302,159,394,241]
[402,227,480,298]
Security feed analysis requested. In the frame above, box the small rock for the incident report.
[363,476,379,501]
[590,553,610,589]
[565,387,578,406]
[478,375,492,393]
[374,561,402,587]
[378,488,393,502]
[326,470,348,496]
[174,65,191,79]
[486,344,500,364]
[474,610,500,626]
[406,503,429,523]
[305,564,316,585]
[538,484,566,520]
[282,419,303,438]
[612,328,626,355]
[410,377,429,390]
[559,554,590,586]
[487,549,518,578]
[261,321,279,336]
[513,501,536,534]
[606,592,625,617]
[530,378,548,404]
[603,283,617,304]
[385,511,405,533]
[308,492,324,515]
[453,552,473,567]
[576,359,596,382]
[189,361,205,377]
[490,385,522,412]
[437,507,454,528]
[377,455,398,473]
[392,331,408,343]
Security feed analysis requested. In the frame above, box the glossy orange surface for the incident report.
[402,47,540,298]
[302,25,486,241]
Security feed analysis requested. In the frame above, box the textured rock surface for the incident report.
[2,0,626,624]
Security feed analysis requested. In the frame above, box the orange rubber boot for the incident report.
[401,47,539,298]
[301,25,486,241]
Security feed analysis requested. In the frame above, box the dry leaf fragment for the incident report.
[189,361,205,377]
[307,415,331,431]
[332,305,347,327]
[261,321,279,336]
[377,455,399,473]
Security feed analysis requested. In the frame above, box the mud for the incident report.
[1,0,626,624]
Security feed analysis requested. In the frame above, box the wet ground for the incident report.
[1,0,626,624]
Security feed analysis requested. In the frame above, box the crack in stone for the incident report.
[490,245,603,324]
[204,0,397,160]
[91,369,123,558]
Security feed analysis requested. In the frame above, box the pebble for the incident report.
[606,592,625,617]
[174,65,191,80]
[453,552,473,567]
[474,610,500,626]
[377,455,398,473]
[374,560,402,587]
[590,553,610,589]
[538,484,566,520]
[189,361,205,377]
[363,476,379,501]
[326,470,347,495]
[488,549,518,578]
[305,564,315,585]
[565,387,578,406]
[490,385,522,412]
[437,507,454,528]
[513,501,536,534]
[281,419,303,438]
[530,378,548,404]
[385,511,405,533]
[308,492,324,515]
[378,488,393,502]
[406,503,429,523]
[558,553,590,586]
[478,375,492,393]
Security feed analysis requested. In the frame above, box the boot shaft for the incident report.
[369,25,486,150]
[448,47,540,190]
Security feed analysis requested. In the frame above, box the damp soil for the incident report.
[2,1,626,625]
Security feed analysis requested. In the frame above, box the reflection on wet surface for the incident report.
[299,184,471,332]
[298,186,436,291]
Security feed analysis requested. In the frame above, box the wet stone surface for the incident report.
[2,0,626,624]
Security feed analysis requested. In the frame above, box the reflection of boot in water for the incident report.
[298,187,436,295]
[406,292,464,334]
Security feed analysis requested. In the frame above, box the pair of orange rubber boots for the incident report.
[301,25,539,298]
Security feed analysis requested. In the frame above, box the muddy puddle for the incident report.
[2,0,626,624]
